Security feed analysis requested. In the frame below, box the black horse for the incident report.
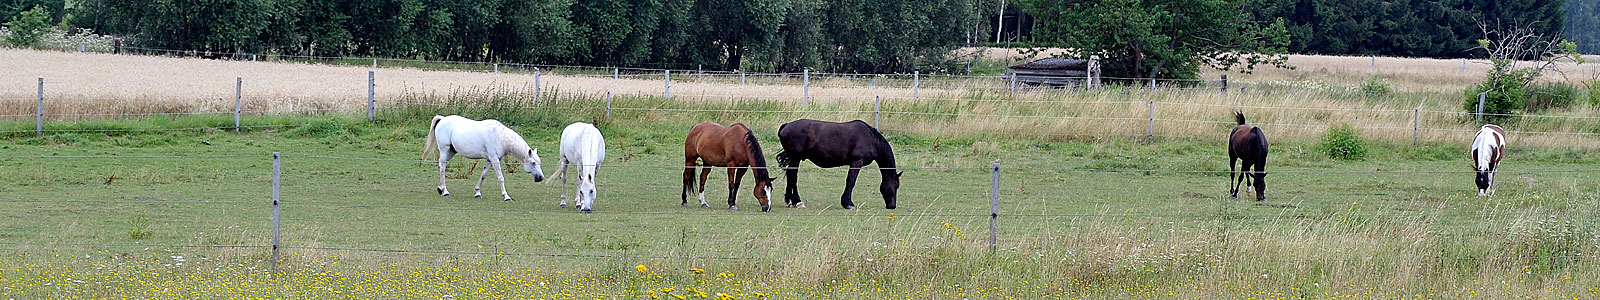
[1228,112,1269,201]
[776,119,901,210]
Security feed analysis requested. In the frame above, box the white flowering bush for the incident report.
[1,26,123,52]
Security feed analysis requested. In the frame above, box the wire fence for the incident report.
[1,152,1598,265]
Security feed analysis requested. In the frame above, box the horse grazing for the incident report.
[1228,112,1269,201]
[775,119,901,210]
[423,115,545,201]
[683,122,776,212]
[555,122,606,213]
[1471,124,1506,196]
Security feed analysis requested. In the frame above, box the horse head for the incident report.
[524,148,545,182]
[577,173,597,213]
[879,170,903,209]
[1250,171,1267,201]
[754,173,775,212]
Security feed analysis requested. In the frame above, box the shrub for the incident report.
[1585,81,1600,108]
[1356,75,1393,98]
[3,5,51,47]
[1524,83,1579,113]
[1320,124,1368,161]
[1463,74,1528,124]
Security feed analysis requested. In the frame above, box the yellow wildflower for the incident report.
[635,265,648,274]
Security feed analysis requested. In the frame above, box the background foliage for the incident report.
[5,0,987,73]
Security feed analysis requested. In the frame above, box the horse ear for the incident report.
[896,171,905,178]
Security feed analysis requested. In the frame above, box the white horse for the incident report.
[423,115,545,201]
[555,122,605,213]
[1471,124,1506,196]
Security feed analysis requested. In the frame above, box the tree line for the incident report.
[1241,0,1566,58]
[4,0,990,73]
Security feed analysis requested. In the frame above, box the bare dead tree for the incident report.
[1473,21,1583,89]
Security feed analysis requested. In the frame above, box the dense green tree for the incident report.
[1019,0,1291,80]
[4,4,51,46]
[1565,0,1600,53]
[42,0,980,73]
[1242,0,1564,58]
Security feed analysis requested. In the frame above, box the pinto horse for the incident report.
[1228,112,1269,201]
[776,119,900,210]
[1471,124,1506,196]
[423,115,545,201]
[682,122,776,212]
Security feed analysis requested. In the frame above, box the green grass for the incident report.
[0,92,1597,298]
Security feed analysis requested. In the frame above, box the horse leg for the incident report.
[473,160,491,198]
[728,168,746,211]
[1228,156,1239,199]
[437,150,454,197]
[491,158,512,201]
[1252,162,1266,201]
[840,162,864,210]
[697,168,714,208]
[559,159,569,208]
[784,165,803,208]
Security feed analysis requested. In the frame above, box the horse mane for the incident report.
[741,127,772,182]
[1235,111,1247,125]
[495,122,531,160]
[862,121,897,169]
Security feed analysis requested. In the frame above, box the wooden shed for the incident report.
[1004,57,1100,88]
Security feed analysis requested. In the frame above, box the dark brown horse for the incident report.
[1229,112,1269,201]
[776,119,900,210]
[683,122,775,211]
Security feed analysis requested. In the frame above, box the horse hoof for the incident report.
[797,202,806,208]
[473,194,483,199]
[681,203,688,207]
[844,205,857,210]
[504,198,514,202]
[729,206,738,211]
[560,203,567,208]
[580,208,593,213]
[701,204,710,208]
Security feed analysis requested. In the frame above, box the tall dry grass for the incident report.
[6,48,1600,147]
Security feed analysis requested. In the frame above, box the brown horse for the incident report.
[684,122,775,211]
[1228,112,1269,201]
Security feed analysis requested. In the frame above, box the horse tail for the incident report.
[775,151,794,169]
[422,115,445,163]
[1235,111,1247,125]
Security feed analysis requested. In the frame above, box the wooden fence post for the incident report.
[1221,74,1228,93]
[367,71,375,121]
[271,152,282,273]
[913,71,920,101]
[665,70,671,98]
[989,162,1000,252]
[36,78,44,136]
[605,91,613,121]
[1412,108,1419,145]
[874,95,881,128]
[235,77,242,132]
[1147,101,1155,140]
[804,69,810,104]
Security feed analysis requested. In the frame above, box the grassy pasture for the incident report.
[0,91,1597,299]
